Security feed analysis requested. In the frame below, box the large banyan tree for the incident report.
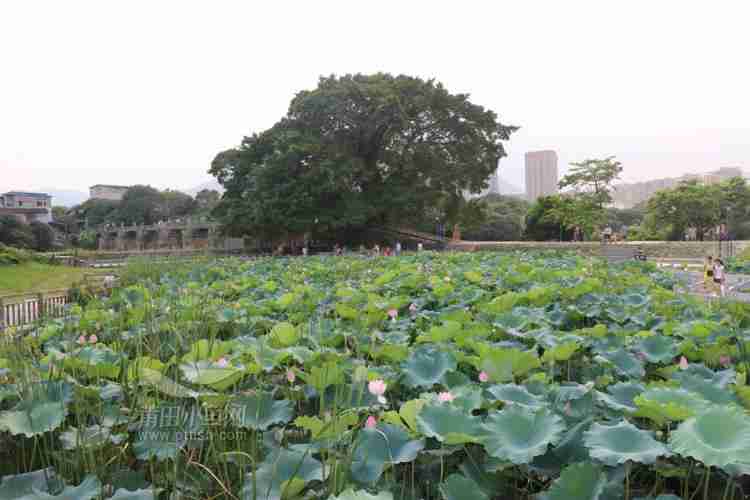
[210,73,517,240]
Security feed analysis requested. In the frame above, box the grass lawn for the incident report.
[0,262,90,295]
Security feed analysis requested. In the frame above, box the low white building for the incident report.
[0,191,53,223]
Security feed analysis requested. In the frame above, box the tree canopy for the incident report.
[643,177,750,240]
[559,156,623,208]
[463,194,529,241]
[210,73,517,239]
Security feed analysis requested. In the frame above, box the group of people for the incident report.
[703,255,727,296]
[299,240,421,257]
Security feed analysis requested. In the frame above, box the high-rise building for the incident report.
[525,150,558,201]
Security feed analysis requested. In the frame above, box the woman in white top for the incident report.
[713,258,726,297]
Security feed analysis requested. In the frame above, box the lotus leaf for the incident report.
[477,348,540,383]
[486,384,546,409]
[329,489,394,500]
[633,387,709,426]
[242,448,324,500]
[401,345,456,388]
[637,335,677,364]
[416,403,484,444]
[351,424,425,483]
[179,361,252,391]
[269,322,300,347]
[0,381,72,437]
[595,382,644,412]
[0,469,61,499]
[138,368,198,399]
[0,472,101,500]
[59,425,118,450]
[598,350,645,378]
[231,392,294,431]
[481,406,564,464]
[670,406,750,472]
[110,489,160,500]
[583,420,669,466]
[538,461,606,500]
[438,473,489,500]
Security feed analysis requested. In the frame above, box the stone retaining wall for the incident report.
[448,240,750,259]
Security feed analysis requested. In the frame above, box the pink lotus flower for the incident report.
[437,391,455,403]
[368,379,388,403]
[409,303,418,313]
[286,369,296,383]
[720,355,732,367]
[678,356,689,370]
[365,416,377,429]
[478,371,489,383]
[77,335,86,345]
[387,309,398,320]
[216,357,229,368]
[88,334,98,344]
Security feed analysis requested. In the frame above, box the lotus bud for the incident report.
[720,355,732,367]
[478,371,489,383]
[678,356,689,370]
[387,309,398,321]
[88,334,98,344]
[409,303,418,313]
[216,357,229,368]
[77,335,86,345]
[286,369,296,383]
[365,416,377,429]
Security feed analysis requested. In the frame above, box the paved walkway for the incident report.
[672,271,750,302]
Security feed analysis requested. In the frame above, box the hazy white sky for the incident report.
[2,1,749,194]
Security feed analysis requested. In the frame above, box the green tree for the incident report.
[161,189,196,219]
[116,185,164,225]
[545,194,603,239]
[646,180,720,240]
[74,199,119,227]
[524,196,566,241]
[29,221,56,251]
[0,215,34,248]
[463,194,529,241]
[559,156,623,208]
[210,73,517,240]
[195,189,221,213]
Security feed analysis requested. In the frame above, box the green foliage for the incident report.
[463,194,529,241]
[2,251,749,499]
[558,156,623,208]
[643,176,750,240]
[210,73,517,239]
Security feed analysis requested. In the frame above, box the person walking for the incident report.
[704,256,715,294]
[395,241,402,256]
[714,258,726,297]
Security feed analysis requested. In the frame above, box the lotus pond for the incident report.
[1,252,750,500]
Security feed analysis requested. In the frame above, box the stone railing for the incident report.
[448,240,749,260]
[0,289,69,330]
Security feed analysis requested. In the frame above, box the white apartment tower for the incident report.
[525,150,558,201]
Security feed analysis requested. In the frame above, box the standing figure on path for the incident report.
[395,241,402,256]
[704,255,715,294]
[602,226,613,244]
[417,242,424,252]
[373,244,381,256]
[714,258,726,297]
